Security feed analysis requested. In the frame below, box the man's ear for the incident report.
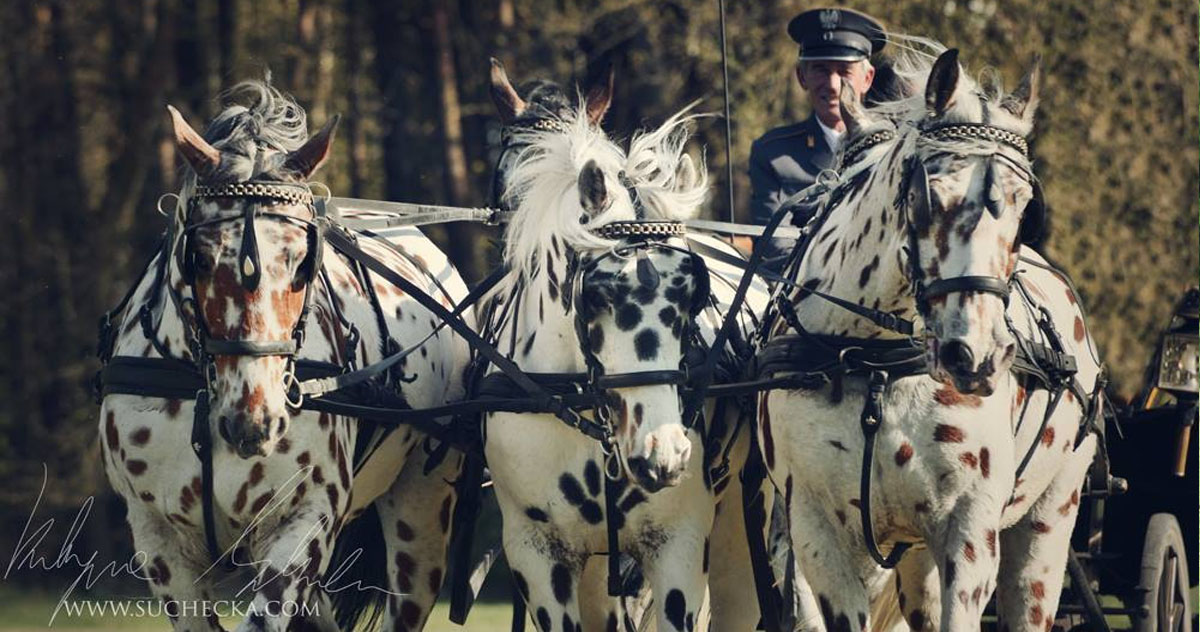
[795,65,807,90]
[863,62,876,91]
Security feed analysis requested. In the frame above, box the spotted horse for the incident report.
[476,61,770,631]
[754,48,1107,631]
[97,81,471,631]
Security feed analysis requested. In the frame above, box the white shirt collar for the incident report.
[815,117,844,152]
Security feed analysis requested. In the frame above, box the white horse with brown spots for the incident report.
[482,62,768,631]
[759,48,1103,631]
[98,81,469,631]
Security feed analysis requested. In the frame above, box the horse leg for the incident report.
[707,450,763,631]
[504,536,586,632]
[641,531,708,632]
[995,434,1097,632]
[124,504,224,632]
[930,496,1003,632]
[788,501,875,632]
[577,555,649,631]
[894,547,941,631]
[374,444,463,631]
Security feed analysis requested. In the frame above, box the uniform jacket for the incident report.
[748,115,836,226]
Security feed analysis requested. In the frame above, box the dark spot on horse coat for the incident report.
[395,551,417,591]
[126,460,148,475]
[1073,316,1085,342]
[551,562,572,604]
[400,601,422,628]
[980,447,991,478]
[633,329,659,360]
[895,443,914,466]
[562,612,578,632]
[105,413,120,451]
[1032,520,1051,533]
[131,427,151,446]
[559,473,603,524]
[584,460,601,496]
[960,452,978,468]
[858,255,880,288]
[934,424,965,443]
[149,555,172,586]
[664,589,687,630]
[536,607,552,631]
[395,519,415,541]
[963,541,976,562]
[934,386,983,407]
[818,594,852,632]
[944,560,957,587]
[828,439,849,452]
[249,462,264,485]
[1041,427,1056,447]
[525,506,550,523]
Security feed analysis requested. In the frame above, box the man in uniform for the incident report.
[748,8,887,261]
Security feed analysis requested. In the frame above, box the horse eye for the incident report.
[193,255,214,276]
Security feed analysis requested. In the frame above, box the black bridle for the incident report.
[568,224,711,458]
[170,180,326,399]
[903,122,1041,320]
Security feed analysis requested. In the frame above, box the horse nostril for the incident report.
[939,340,974,372]
[627,456,653,481]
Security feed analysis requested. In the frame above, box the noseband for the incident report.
[903,123,1038,317]
[172,180,326,392]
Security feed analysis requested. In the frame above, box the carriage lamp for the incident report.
[1155,332,1199,394]
[1142,288,1199,477]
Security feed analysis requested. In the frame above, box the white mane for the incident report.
[836,35,1037,200]
[500,104,708,284]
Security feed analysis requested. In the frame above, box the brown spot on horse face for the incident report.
[249,491,273,514]
[959,452,978,468]
[1031,520,1051,534]
[1073,316,1085,342]
[270,288,306,331]
[895,443,914,466]
[934,424,966,443]
[963,541,976,562]
[985,529,997,556]
[934,386,983,407]
[1029,604,1044,625]
[980,447,991,478]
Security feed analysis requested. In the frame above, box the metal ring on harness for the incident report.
[157,192,180,217]
[283,369,303,409]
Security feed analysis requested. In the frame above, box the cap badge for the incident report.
[819,9,840,30]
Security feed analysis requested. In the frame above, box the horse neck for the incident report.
[793,144,917,338]
[501,242,582,373]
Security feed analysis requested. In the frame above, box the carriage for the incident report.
[92,45,1194,632]
[1044,287,1197,632]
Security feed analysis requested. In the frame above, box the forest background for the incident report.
[0,0,1195,600]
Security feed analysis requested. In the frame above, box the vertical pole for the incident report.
[718,0,735,223]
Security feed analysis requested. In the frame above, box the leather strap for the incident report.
[204,338,298,357]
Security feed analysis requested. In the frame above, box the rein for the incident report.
[751,121,1095,573]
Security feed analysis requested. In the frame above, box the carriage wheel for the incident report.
[1134,513,1192,632]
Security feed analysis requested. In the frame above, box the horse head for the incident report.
[489,60,710,492]
[882,49,1043,395]
[167,83,338,458]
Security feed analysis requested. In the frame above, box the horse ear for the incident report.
[577,159,609,218]
[1001,55,1041,122]
[675,153,697,190]
[925,49,961,116]
[167,105,220,177]
[839,82,869,137]
[585,64,614,126]
[490,57,525,124]
[284,114,340,179]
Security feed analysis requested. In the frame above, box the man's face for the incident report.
[796,60,875,130]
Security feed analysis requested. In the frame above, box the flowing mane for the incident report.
[499,103,707,283]
[831,36,1039,222]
